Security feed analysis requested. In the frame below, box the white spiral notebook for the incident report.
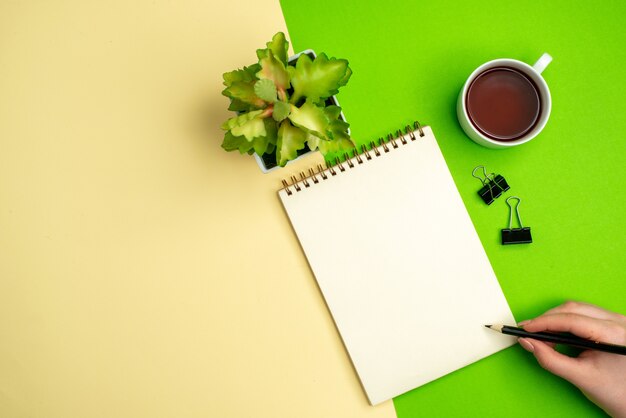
[278,124,516,405]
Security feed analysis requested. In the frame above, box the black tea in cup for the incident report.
[466,67,541,142]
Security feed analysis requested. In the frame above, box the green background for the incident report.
[280,0,626,416]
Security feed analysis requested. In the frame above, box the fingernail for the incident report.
[518,338,535,353]
[518,320,531,326]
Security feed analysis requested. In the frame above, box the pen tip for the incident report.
[484,324,492,328]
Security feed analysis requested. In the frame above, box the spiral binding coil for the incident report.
[281,121,425,196]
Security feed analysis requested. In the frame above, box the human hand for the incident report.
[518,301,626,418]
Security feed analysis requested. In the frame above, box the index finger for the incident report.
[523,313,625,344]
[542,301,626,324]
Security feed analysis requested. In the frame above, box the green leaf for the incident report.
[253,78,277,103]
[222,131,254,154]
[257,50,290,91]
[324,105,342,120]
[246,118,278,156]
[276,120,306,166]
[307,104,353,157]
[222,64,265,111]
[287,100,354,156]
[228,98,253,112]
[221,109,263,130]
[263,118,278,146]
[256,32,289,65]
[221,110,267,141]
[305,133,322,151]
[232,117,265,141]
[287,100,329,139]
[222,64,260,87]
[327,120,351,142]
[251,135,270,156]
[288,53,352,104]
[338,66,352,87]
[222,81,265,109]
[318,137,354,156]
[222,115,277,156]
[324,105,352,142]
[272,100,291,122]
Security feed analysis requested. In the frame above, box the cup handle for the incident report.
[533,53,552,74]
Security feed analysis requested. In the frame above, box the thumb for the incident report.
[520,338,587,385]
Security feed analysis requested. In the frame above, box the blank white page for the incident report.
[278,126,515,405]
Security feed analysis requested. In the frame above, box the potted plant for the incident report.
[221,32,354,172]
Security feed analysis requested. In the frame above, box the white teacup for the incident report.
[457,53,552,149]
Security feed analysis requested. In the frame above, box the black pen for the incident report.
[485,324,626,355]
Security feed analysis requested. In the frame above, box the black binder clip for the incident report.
[501,196,532,245]
[472,166,510,205]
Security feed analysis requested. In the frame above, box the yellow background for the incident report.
[0,1,395,417]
